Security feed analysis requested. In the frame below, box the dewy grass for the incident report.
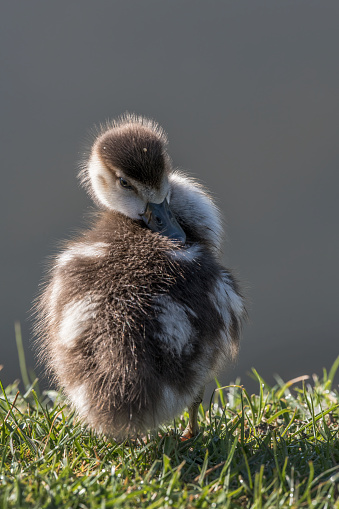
[0,332,338,507]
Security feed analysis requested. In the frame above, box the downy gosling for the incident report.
[36,114,245,440]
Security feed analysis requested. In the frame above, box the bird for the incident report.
[35,114,245,440]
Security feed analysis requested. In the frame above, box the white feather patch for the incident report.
[209,279,231,330]
[154,296,193,355]
[57,242,109,267]
[209,274,244,365]
[210,275,244,329]
[58,296,98,347]
[220,273,244,317]
[67,384,91,417]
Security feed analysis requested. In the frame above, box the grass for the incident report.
[0,332,338,508]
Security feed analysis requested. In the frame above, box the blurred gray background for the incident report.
[1,1,338,394]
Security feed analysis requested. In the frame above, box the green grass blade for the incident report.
[14,322,31,390]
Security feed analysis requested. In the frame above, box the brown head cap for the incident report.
[96,114,170,189]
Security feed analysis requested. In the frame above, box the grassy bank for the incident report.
[1,360,338,508]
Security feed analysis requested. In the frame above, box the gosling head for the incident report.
[81,114,186,243]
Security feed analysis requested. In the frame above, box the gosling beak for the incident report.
[141,198,186,244]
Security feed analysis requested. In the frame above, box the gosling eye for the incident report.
[119,177,133,189]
